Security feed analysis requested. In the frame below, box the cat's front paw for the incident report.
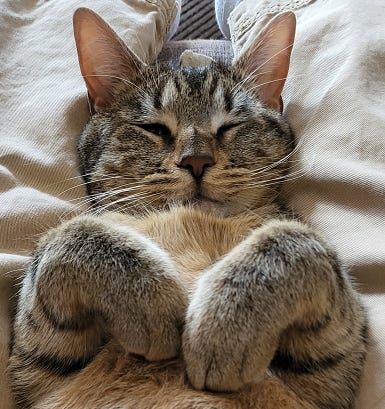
[36,214,188,362]
[182,258,279,392]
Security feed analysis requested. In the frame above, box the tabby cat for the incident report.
[8,8,367,409]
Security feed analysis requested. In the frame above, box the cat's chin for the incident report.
[188,196,230,217]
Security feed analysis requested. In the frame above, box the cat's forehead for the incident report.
[161,66,231,107]
[167,64,236,98]
[136,63,257,124]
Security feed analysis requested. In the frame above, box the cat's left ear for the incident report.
[235,12,296,112]
[73,8,143,112]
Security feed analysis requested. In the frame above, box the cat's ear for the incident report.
[73,8,142,112]
[235,12,296,112]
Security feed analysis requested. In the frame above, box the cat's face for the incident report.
[74,9,296,217]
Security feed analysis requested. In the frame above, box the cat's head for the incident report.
[73,8,296,217]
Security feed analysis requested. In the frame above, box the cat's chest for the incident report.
[133,208,259,286]
[106,207,261,288]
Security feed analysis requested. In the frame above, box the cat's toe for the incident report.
[114,306,184,362]
[200,353,247,392]
[183,328,253,392]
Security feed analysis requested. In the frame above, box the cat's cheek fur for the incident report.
[108,129,166,174]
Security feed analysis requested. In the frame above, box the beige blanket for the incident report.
[0,0,384,408]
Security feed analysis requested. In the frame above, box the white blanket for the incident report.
[0,0,384,408]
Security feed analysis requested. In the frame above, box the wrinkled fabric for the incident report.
[228,0,314,56]
[0,0,384,408]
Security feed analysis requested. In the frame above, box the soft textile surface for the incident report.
[0,0,384,408]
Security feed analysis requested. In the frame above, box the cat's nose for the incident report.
[178,155,214,179]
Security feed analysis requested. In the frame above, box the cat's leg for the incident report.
[183,219,367,409]
[9,214,187,408]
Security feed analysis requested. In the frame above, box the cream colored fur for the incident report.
[35,207,316,409]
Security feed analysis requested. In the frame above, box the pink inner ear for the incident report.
[80,38,117,109]
[240,12,296,112]
[73,8,141,111]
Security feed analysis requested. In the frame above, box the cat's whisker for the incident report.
[240,43,294,87]
[258,172,308,187]
[231,69,273,93]
[69,195,131,215]
[267,144,317,180]
[241,169,308,190]
[58,186,148,218]
[248,159,303,175]
[66,172,179,205]
[66,182,147,206]
[60,173,137,185]
[248,166,299,181]
[57,181,90,197]
[255,43,294,73]
[233,72,306,95]
[237,168,305,190]
[86,93,93,115]
[131,31,151,66]
[248,134,307,176]
[51,174,139,200]
[2,266,29,280]
[92,191,159,215]
[99,196,155,216]
[232,42,294,93]
[58,205,88,221]
[247,77,290,93]
[58,177,142,205]
[83,74,142,92]
[84,73,154,104]
[93,184,147,199]
[64,193,106,209]
[46,174,85,186]
[256,162,310,181]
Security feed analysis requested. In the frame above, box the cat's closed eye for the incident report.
[215,123,241,139]
[137,123,173,140]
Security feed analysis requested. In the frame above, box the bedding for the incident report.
[0,0,384,408]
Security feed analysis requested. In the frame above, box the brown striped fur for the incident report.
[9,9,367,409]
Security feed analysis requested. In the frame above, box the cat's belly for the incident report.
[36,340,314,409]
[104,206,260,286]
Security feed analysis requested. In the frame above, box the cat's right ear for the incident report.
[73,8,142,112]
[234,12,296,112]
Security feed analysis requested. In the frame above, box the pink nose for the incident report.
[179,155,214,178]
